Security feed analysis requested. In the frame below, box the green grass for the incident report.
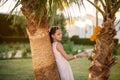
[70,58,90,80]
[109,56,120,80]
[0,59,34,80]
[0,56,120,80]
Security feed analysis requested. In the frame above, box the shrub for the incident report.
[1,36,29,43]
[70,35,118,45]
[70,35,95,45]
[0,44,10,59]
[63,40,74,55]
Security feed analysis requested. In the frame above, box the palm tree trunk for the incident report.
[28,27,60,80]
[21,2,60,80]
[88,18,117,80]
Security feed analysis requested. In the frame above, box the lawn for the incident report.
[0,56,120,80]
[0,58,34,80]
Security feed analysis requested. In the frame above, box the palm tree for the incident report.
[0,0,81,80]
[19,1,60,80]
[87,0,120,80]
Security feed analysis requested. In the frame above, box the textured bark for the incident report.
[21,1,60,80]
[28,27,60,80]
[88,18,117,80]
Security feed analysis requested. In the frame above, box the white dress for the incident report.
[52,42,74,80]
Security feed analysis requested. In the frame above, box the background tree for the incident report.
[10,15,27,37]
[88,0,120,80]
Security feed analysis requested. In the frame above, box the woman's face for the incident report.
[52,29,62,42]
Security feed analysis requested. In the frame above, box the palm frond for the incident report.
[99,0,106,11]
[47,0,61,25]
[10,0,21,14]
[77,0,85,16]
[112,0,120,15]
[0,0,8,7]
[5,0,21,20]
[87,0,105,17]
[48,0,83,25]
[0,0,85,26]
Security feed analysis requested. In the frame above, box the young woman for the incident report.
[49,27,87,80]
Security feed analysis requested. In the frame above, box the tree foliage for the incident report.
[87,0,120,21]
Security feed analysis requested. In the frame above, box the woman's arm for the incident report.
[56,42,88,61]
[75,52,88,58]
[56,42,75,61]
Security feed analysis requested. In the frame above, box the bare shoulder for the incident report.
[56,42,63,50]
[56,42,66,55]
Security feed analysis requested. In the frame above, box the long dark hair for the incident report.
[49,27,60,43]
